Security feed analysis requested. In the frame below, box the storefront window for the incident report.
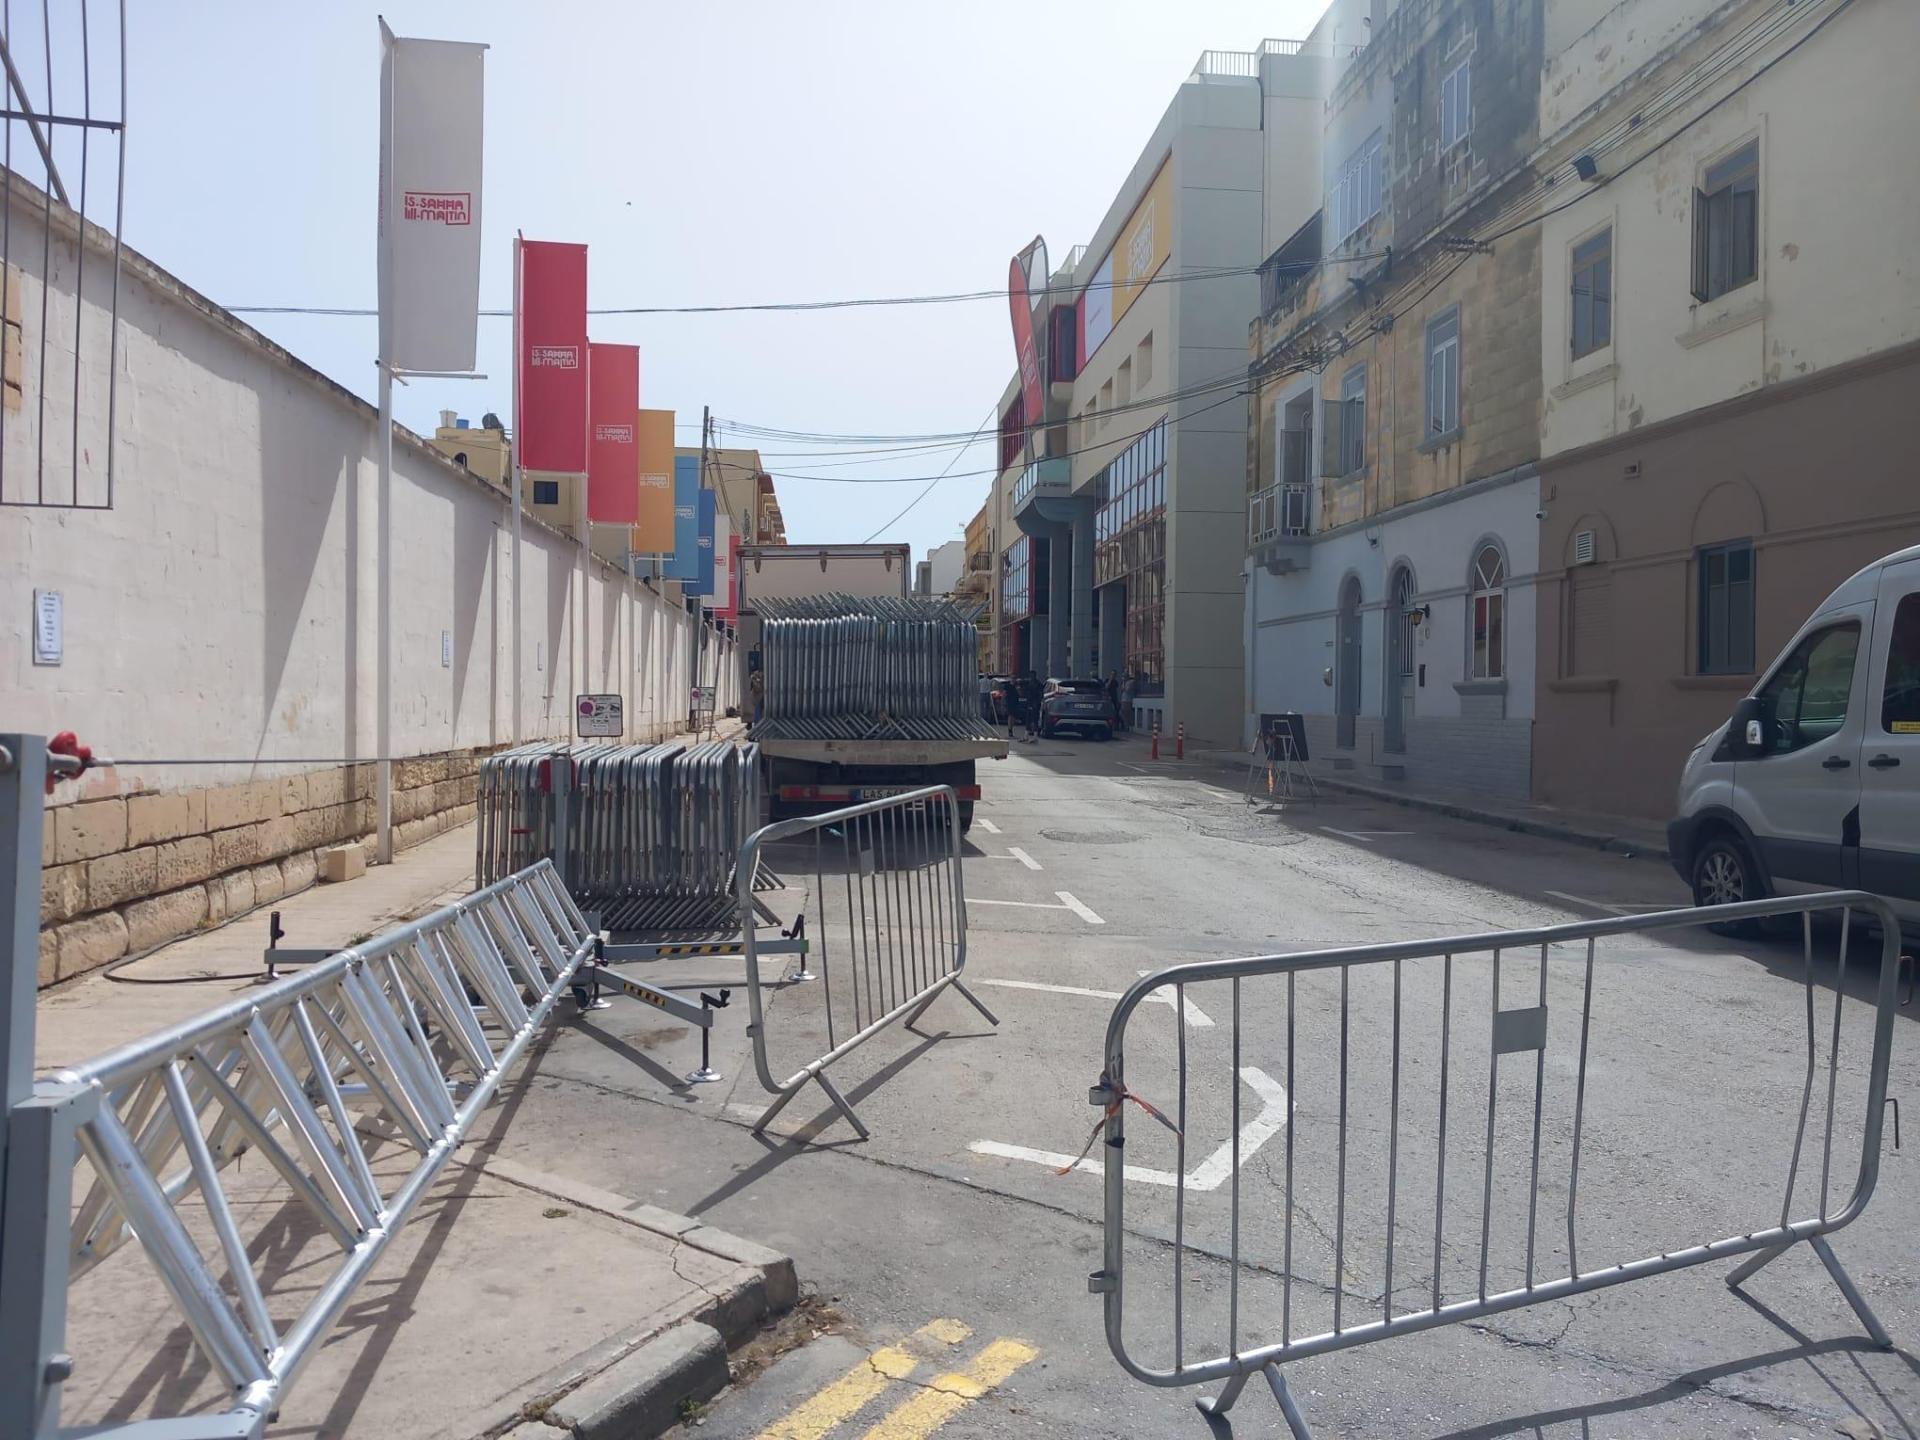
[1093,418,1168,688]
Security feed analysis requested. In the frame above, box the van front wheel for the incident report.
[1692,834,1765,935]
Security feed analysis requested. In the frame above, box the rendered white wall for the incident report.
[4,191,713,797]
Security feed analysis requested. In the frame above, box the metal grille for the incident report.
[0,1,129,510]
[475,740,769,932]
[755,594,1002,742]
[1088,893,1901,1435]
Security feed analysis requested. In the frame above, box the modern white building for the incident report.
[992,43,1321,740]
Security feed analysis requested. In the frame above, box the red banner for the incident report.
[515,239,589,473]
[1007,237,1049,457]
[586,342,640,522]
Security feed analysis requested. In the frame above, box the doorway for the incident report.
[1385,565,1415,754]
[1336,575,1362,749]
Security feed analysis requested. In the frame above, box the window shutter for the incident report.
[1319,399,1345,478]
[1690,188,1710,302]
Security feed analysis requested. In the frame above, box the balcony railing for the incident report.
[968,548,992,573]
[1013,456,1070,511]
[1250,481,1311,547]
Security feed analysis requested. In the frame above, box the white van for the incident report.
[1667,543,1920,928]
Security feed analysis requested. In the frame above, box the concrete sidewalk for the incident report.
[1181,739,1670,857]
[35,818,800,1440]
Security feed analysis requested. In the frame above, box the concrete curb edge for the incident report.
[460,1152,799,1439]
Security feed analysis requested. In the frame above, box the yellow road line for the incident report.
[756,1321,972,1440]
[853,1337,1039,1440]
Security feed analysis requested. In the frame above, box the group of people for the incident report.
[982,669,1140,742]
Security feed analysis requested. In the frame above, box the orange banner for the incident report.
[629,408,676,554]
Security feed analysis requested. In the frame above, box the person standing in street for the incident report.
[1022,671,1042,741]
[1119,668,1137,735]
[1104,671,1121,733]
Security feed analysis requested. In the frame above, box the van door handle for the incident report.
[1822,756,1851,770]
[1868,754,1901,770]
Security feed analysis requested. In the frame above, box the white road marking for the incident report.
[1136,970,1215,1028]
[969,1066,1288,1190]
[1320,826,1416,842]
[1007,846,1043,871]
[974,976,1212,1028]
[1057,892,1104,925]
[1543,889,1674,916]
[974,817,1001,834]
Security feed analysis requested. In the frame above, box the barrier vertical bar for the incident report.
[1479,948,1502,1303]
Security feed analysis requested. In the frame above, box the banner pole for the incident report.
[510,236,524,747]
[376,359,394,864]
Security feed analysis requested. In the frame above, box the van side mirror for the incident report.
[1729,697,1767,756]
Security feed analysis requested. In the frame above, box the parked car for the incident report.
[1039,677,1114,739]
[1667,543,1920,932]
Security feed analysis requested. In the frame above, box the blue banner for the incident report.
[663,455,700,582]
[692,487,717,598]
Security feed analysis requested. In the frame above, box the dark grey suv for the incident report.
[1039,677,1113,739]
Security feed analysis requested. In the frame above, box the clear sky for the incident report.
[61,0,1329,563]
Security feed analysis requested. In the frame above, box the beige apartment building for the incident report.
[1531,0,1920,819]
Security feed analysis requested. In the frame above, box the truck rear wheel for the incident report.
[958,800,975,833]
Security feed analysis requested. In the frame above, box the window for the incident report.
[1426,308,1460,438]
[1117,357,1133,408]
[1571,228,1612,358]
[1753,624,1860,756]
[1339,365,1367,475]
[1471,544,1506,680]
[1692,141,1759,302]
[1099,378,1114,430]
[1441,59,1471,151]
[1329,131,1384,244]
[1698,540,1755,675]
[1881,593,1920,734]
[532,479,560,506]
[1135,333,1154,390]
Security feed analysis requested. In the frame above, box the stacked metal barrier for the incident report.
[475,741,765,931]
[755,594,1001,742]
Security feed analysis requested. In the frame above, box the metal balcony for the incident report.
[1013,456,1070,517]
[1249,481,1311,574]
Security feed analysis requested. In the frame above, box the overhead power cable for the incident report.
[223,251,1388,320]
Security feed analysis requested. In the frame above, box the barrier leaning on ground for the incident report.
[1088,892,1903,1438]
[737,785,997,1139]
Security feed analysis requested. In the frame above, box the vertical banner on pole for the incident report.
[712,514,735,620]
[516,240,589,473]
[587,342,641,523]
[691,488,717,599]
[378,22,486,372]
[663,455,701,582]
[629,408,676,555]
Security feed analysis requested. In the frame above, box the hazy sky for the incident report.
[55,0,1330,562]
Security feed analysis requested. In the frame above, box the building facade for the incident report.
[1245,0,1546,797]
[992,45,1320,737]
[1531,0,1920,819]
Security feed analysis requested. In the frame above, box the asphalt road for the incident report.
[495,733,1920,1439]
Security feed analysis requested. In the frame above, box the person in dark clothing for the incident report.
[1104,671,1121,732]
[1022,672,1042,741]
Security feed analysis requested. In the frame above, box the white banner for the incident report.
[378,21,486,373]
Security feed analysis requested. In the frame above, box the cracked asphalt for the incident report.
[491,734,1920,1437]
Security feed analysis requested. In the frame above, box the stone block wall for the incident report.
[36,750,482,989]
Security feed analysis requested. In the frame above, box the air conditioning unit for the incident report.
[1573,529,1597,565]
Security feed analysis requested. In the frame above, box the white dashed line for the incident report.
[1543,889,1675,916]
[1320,826,1416,842]
[1007,846,1042,871]
[974,976,1212,1028]
[974,817,1001,834]
[1056,892,1105,925]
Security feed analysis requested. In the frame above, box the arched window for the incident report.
[1471,544,1506,680]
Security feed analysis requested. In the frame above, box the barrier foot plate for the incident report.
[686,1066,723,1085]
[1811,1235,1894,1349]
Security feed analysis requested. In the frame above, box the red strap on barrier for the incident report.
[1055,1080,1180,1176]
[45,730,94,796]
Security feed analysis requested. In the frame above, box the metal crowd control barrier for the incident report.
[754,593,1003,743]
[1089,892,1902,1437]
[737,785,996,1138]
[476,740,766,932]
[11,858,595,1440]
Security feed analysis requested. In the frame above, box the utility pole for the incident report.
[697,405,711,735]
